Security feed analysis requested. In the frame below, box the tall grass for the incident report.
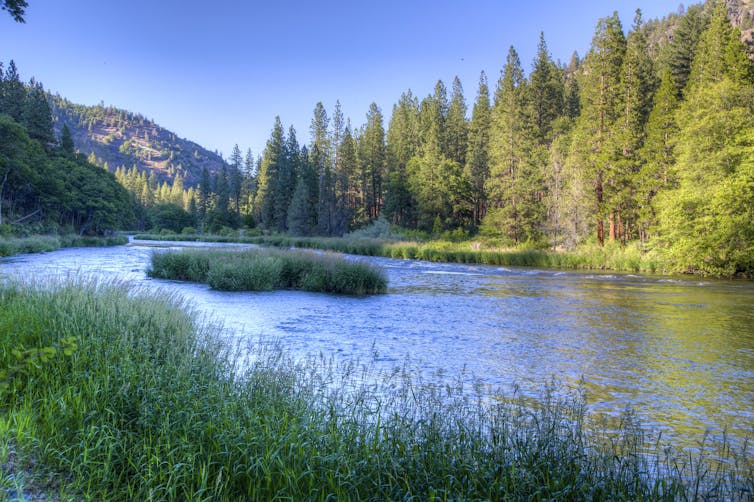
[147,248,387,295]
[134,233,673,275]
[1,280,751,500]
[0,234,128,257]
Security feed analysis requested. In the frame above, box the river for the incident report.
[2,239,753,450]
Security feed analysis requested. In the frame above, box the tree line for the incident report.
[231,0,752,275]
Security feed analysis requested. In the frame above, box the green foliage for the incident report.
[1,280,750,499]
[656,78,754,276]
[147,203,194,233]
[148,248,387,295]
[1,0,27,22]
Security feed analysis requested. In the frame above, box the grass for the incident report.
[147,248,388,295]
[0,234,128,257]
[134,232,671,275]
[0,279,751,500]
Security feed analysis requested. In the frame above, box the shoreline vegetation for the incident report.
[1,280,752,500]
[147,248,387,295]
[135,232,676,276]
[0,234,128,257]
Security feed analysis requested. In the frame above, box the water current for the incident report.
[2,239,752,450]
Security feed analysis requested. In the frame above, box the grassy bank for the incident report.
[148,248,387,295]
[1,280,751,500]
[0,234,128,257]
[135,232,669,275]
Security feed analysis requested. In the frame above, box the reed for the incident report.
[147,248,388,295]
[0,280,751,500]
[133,233,674,275]
[0,234,128,257]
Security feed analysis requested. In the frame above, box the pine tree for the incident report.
[0,60,25,121]
[198,167,211,226]
[665,4,708,95]
[686,0,754,89]
[2,0,28,22]
[384,91,420,226]
[484,46,545,243]
[528,33,564,145]
[446,76,468,166]
[60,123,75,155]
[567,12,626,246]
[564,52,581,119]
[637,68,679,241]
[22,80,54,145]
[228,144,243,216]
[655,2,754,275]
[359,103,386,221]
[609,9,656,243]
[464,72,491,226]
[287,174,312,236]
[254,117,286,229]
[333,123,357,235]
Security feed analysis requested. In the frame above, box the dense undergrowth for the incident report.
[135,232,671,275]
[147,248,387,295]
[0,280,751,500]
[0,234,128,257]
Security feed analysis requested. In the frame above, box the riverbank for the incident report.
[148,248,387,295]
[0,234,128,257]
[134,233,672,275]
[1,280,751,500]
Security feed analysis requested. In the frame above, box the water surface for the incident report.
[2,240,752,448]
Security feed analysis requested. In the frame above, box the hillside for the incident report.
[49,95,227,187]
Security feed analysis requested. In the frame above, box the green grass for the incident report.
[0,279,751,500]
[0,234,128,257]
[135,232,672,275]
[147,248,388,295]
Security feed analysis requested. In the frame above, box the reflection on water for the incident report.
[2,240,753,449]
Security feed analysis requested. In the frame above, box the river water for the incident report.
[2,240,753,449]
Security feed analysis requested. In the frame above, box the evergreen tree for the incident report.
[22,79,54,145]
[464,71,491,226]
[528,33,564,145]
[287,174,312,236]
[665,3,708,95]
[254,117,286,229]
[446,76,468,166]
[567,12,626,246]
[686,0,754,89]
[564,52,581,119]
[637,68,679,241]
[655,3,754,275]
[484,46,544,244]
[609,9,656,243]
[333,123,358,235]
[384,91,420,226]
[0,60,25,121]
[2,0,28,22]
[228,144,243,216]
[359,103,386,221]
[60,123,75,155]
[198,167,211,225]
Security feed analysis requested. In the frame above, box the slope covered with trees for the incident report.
[49,96,227,187]
[0,60,136,235]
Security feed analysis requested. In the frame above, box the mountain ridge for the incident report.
[49,95,227,187]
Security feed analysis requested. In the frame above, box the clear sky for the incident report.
[1,0,688,159]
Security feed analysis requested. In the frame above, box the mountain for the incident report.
[48,95,227,187]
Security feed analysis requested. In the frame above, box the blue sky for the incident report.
[1,0,687,158]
